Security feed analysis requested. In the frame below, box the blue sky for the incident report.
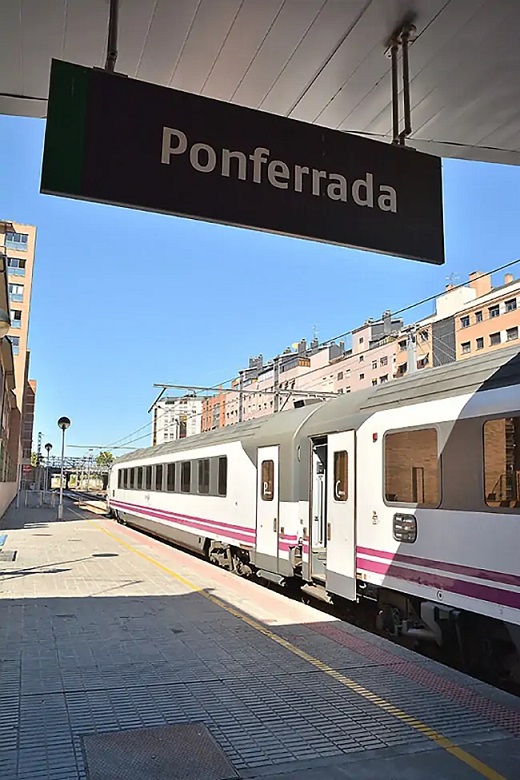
[1,114,519,457]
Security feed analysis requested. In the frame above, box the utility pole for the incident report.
[407,327,417,374]
[238,370,244,423]
[273,355,280,413]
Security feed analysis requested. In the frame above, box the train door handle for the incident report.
[273,518,277,532]
[327,523,331,541]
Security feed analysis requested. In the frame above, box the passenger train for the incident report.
[108,346,520,682]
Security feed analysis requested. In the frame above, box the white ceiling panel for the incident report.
[134,0,199,86]
[231,0,326,108]
[1,0,519,165]
[259,0,368,116]
[170,0,243,93]
[20,0,67,98]
[0,1,23,97]
[201,0,284,101]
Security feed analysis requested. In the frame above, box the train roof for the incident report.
[116,346,520,464]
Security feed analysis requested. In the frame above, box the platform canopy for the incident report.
[2,0,519,166]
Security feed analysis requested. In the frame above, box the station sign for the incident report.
[41,59,444,264]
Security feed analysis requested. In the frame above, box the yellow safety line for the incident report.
[76,510,508,780]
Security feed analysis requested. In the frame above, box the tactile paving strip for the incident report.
[81,723,239,780]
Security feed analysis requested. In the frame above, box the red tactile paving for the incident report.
[310,622,520,737]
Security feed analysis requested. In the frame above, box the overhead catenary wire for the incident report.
[104,258,520,451]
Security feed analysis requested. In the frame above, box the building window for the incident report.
[489,305,500,318]
[372,378,378,386]
[475,310,483,323]
[505,299,517,313]
[345,387,351,393]
[385,428,439,506]
[359,355,364,362]
[399,340,407,351]
[8,283,23,302]
[359,337,364,344]
[460,315,470,328]
[261,460,274,501]
[380,356,388,366]
[420,330,428,341]
[359,373,364,380]
[490,332,501,346]
[5,232,28,251]
[198,459,210,494]
[7,257,26,276]
[337,371,343,380]
[181,462,191,492]
[461,341,471,354]
[397,363,407,375]
[333,451,348,501]
[476,337,484,350]
[155,465,163,491]
[9,336,19,355]
[483,417,520,507]
[507,326,518,341]
[380,374,388,383]
[218,457,227,496]
[167,463,176,491]
[11,310,21,328]
[372,361,377,369]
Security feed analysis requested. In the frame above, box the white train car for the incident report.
[108,346,520,679]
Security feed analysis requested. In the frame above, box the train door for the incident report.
[256,446,279,563]
[325,431,356,600]
[309,438,328,581]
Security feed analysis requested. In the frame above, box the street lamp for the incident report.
[44,442,52,494]
[57,417,71,520]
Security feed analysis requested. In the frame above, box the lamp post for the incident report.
[44,442,52,494]
[86,448,93,492]
[57,417,71,520]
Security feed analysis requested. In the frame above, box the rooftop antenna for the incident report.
[446,272,460,286]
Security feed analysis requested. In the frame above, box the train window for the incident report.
[118,470,123,489]
[385,428,440,506]
[144,466,152,491]
[181,462,191,493]
[218,456,227,496]
[155,465,163,491]
[137,467,143,490]
[167,463,176,492]
[333,451,348,501]
[261,460,274,501]
[198,459,210,494]
[483,417,520,508]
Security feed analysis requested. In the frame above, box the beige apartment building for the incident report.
[1,219,37,465]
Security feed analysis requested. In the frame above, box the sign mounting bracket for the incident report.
[385,21,417,147]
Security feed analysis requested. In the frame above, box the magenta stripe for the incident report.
[112,500,255,544]
[357,546,520,589]
[357,557,520,610]
[114,498,255,535]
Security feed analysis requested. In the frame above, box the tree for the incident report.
[30,452,38,467]
[96,451,114,468]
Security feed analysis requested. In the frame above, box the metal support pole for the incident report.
[58,427,66,520]
[401,26,412,140]
[15,462,22,509]
[105,0,119,72]
[390,41,400,145]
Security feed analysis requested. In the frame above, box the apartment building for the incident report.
[1,220,37,465]
[152,394,204,445]
[0,245,20,513]
[201,389,226,432]
[455,273,519,360]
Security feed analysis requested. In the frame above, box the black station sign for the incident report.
[41,59,445,264]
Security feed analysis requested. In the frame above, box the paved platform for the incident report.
[1,498,520,779]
